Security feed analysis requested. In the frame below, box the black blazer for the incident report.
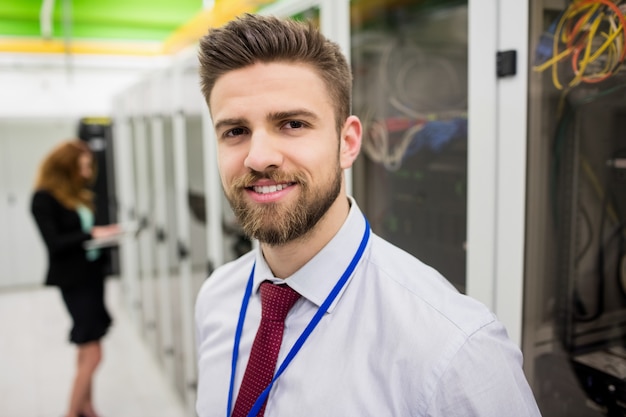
[31,190,105,287]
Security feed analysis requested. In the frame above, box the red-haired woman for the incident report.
[31,139,120,417]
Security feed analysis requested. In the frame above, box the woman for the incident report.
[31,139,120,417]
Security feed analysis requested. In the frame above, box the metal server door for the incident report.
[525,0,626,415]
[350,0,470,293]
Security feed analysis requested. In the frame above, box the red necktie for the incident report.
[232,281,301,417]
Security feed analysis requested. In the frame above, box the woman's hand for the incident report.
[91,224,121,239]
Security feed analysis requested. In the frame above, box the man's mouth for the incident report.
[250,183,294,194]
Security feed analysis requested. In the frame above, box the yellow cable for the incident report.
[552,4,574,89]
[581,13,623,82]
[550,2,593,88]
[580,156,619,223]
[533,48,572,72]
[569,3,601,44]
[570,10,603,87]
[588,21,621,63]
[587,31,617,80]
[540,0,626,88]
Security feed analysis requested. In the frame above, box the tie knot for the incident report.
[259,281,301,322]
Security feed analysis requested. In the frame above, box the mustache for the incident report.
[231,170,306,189]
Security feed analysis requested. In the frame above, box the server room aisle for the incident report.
[0,278,189,417]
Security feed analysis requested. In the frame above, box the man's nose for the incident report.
[244,131,283,172]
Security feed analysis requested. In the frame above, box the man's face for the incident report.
[210,62,346,246]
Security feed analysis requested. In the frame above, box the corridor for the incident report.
[0,278,190,417]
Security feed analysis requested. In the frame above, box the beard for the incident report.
[225,165,342,246]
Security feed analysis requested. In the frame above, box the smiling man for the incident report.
[213,62,352,250]
[194,13,541,417]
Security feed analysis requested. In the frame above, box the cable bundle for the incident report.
[534,0,626,89]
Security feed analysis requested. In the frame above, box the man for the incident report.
[195,13,541,417]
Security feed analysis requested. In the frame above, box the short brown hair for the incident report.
[198,13,352,133]
[34,140,95,210]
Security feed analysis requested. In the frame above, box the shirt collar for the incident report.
[252,196,368,313]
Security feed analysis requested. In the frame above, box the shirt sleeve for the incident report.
[426,320,543,417]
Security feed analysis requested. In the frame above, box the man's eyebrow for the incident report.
[214,118,247,131]
[268,109,319,122]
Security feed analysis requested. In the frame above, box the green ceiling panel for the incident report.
[0,0,203,41]
[0,22,41,38]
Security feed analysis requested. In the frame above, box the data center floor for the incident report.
[0,278,189,417]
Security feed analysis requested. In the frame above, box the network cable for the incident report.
[533,0,626,89]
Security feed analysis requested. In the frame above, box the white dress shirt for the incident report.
[195,198,542,417]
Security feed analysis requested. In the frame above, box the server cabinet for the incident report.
[78,117,119,277]
[350,0,469,292]
[525,0,626,415]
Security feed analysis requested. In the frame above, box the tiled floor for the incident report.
[0,279,190,417]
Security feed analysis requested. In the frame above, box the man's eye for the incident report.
[284,120,304,129]
[226,127,246,137]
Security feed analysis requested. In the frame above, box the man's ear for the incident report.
[340,115,362,169]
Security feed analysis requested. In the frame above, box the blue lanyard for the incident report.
[227,215,371,417]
